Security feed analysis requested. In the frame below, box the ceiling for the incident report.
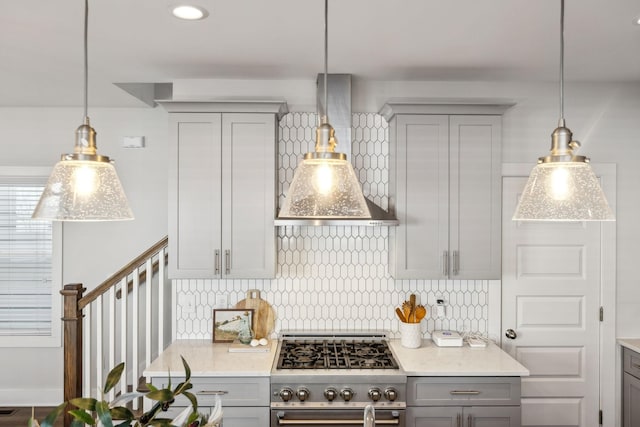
[1,0,639,108]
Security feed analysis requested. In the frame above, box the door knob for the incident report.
[505,329,517,340]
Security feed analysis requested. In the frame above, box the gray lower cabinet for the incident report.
[407,377,521,427]
[149,376,270,427]
[624,347,640,427]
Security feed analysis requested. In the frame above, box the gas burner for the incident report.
[276,338,399,370]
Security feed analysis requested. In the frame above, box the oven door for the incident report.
[272,408,404,427]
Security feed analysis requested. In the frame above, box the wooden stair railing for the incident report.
[61,236,169,427]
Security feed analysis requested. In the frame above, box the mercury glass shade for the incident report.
[32,159,134,221]
[279,157,371,218]
[513,162,614,221]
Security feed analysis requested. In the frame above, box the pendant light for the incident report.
[32,0,133,221]
[278,0,370,219]
[513,0,614,221]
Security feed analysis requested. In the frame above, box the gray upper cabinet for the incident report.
[382,102,510,280]
[165,101,287,279]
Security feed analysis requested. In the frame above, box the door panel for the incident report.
[502,177,600,427]
[169,113,222,278]
[222,113,276,278]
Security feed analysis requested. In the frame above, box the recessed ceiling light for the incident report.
[171,5,209,20]
[636,16,640,25]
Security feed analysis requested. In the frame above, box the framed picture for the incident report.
[212,308,253,343]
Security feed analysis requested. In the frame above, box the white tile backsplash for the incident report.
[174,112,494,340]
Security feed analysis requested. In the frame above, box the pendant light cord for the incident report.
[83,0,89,122]
[323,0,328,125]
[558,0,565,127]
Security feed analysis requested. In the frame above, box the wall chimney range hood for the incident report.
[275,74,398,227]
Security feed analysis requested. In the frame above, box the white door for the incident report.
[502,176,601,427]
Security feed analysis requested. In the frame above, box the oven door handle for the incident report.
[276,411,400,425]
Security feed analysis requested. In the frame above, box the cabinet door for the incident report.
[407,406,460,427]
[624,372,640,427]
[389,114,449,279]
[169,113,223,278]
[449,115,501,279]
[465,406,520,427]
[221,113,276,278]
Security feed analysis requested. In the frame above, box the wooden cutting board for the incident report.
[234,289,276,340]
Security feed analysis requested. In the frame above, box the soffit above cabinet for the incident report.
[379,99,516,121]
[158,99,289,119]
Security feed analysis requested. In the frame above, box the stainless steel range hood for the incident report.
[275,74,398,227]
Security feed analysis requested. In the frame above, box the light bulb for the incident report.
[72,165,98,196]
[313,162,335,195]
[549,166,572,200]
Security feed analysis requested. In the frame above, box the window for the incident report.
[0,167,61,347]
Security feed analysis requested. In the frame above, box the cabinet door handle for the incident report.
[443,250,449,276]
[198,390,228,395]
[450,390,480,395]
[456,413,461,427]
[453,250,459,275]
[225,249,231,275]
[467,414,472,427]
[214,250,220,275]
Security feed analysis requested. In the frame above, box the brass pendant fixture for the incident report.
[32,0,133,221]
[513,0,614,221]
[278,0,370,219]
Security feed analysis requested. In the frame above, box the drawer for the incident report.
[407,377,521,406]
[151,376,270,407]
[624,348,640,379]
[151,405,269,427]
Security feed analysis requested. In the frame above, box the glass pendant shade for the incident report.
[279,156,370,218]
[32,159,133,221]
[513,161,614,221]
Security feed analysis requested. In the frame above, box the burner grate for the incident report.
[277,339,399,370]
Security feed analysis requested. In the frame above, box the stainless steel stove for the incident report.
[270,331,406,427]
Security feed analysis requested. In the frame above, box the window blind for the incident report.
[0,177,53,336]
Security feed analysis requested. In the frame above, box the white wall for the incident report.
[1,78,639,405]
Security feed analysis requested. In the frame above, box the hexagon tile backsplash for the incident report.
[174,113,495,340]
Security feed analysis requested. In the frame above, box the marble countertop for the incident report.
[145,338,529,378]
[144,339,278,377]
[618,338,640,353]
[389,339,530,376]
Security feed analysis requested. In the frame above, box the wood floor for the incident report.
[0,407,63,427]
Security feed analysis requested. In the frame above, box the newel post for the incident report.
[61,283,85,427]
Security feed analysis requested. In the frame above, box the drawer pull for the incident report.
[450,390,480,395]
[632,363,640,370]
[198,390,228,395]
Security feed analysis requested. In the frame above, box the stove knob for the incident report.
[296,387,310,402]
[384,387,398,402]
[340,388,355,402]
[279,388,294,402]
[324,388,338,402]
[368,387,382,402]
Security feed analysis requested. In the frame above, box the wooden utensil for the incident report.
[414,305,427,322]
[234,289,276,339]
[395,307,407,323]
[402,301,412,322]
[409,294,416,322]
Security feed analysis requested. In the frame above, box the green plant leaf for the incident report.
[40,402,66,427]
[96,400,114,427]
[109,406,134,421]
[182,391,198,413]
[146,389,174,402]
[180,355,191,381]
[69,409,96,425]
[146,383,159,392]
[104,362,125,394]
[70,419,86,427]
[147,419,173,426]
[115,421,132,427]
[69,397,98,411]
